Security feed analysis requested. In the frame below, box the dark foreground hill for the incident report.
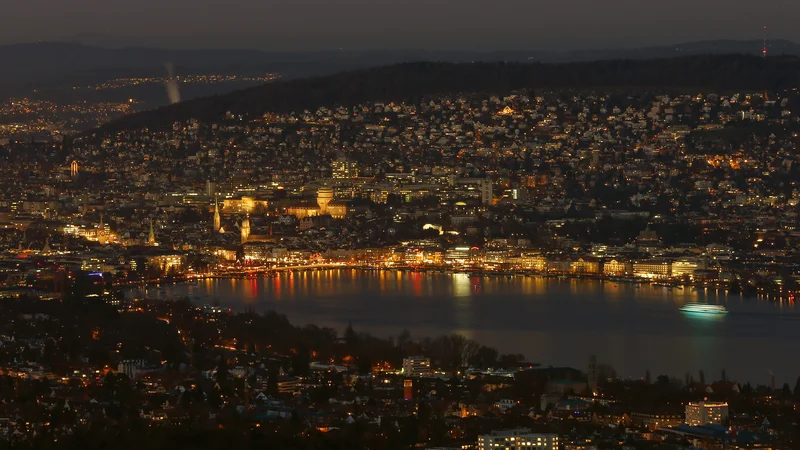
[96,54,800,133]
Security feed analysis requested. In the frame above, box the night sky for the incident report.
[2,0,799,50]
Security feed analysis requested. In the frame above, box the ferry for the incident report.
[680,303,728,315]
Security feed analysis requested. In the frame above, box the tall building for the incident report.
[403,379,413,400]
[481,179,493,206]
[477,429,558,450]
[332,156,358,178]
[70,160,79,177]
[241,216,250,244]
[402,356,431,377]
[685,401,728,426]
[206,179,216,197]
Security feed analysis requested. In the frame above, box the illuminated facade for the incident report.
[213,196,221,232]
[631,411,683,430]
[445,247,472,264]
[241,216,250,244]
[672,259,706,279]
[147,254,185,271]
[332,158,359,178]
[570,258,600,275]
[513,253,547,271]
[222,196,268,213]
[477,430,558,450]
[148,220,157,246]
[62,224,117,245]
[685,401,728,426]
[633,259,671,279]
[317,187,334,213]
[402,356,431,377]
[603,259,630,276]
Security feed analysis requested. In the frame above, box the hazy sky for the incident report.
[3,0,799,50]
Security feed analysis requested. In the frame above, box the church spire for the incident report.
[148,219,156,246]
[213,194,221,232]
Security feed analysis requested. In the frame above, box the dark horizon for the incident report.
[2,37,798,54]
[1,0,798,52]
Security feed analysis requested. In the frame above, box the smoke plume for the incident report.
[165,62,181,104]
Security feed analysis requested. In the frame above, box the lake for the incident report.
[128,269,800,386]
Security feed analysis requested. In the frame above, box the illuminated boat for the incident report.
[680,303,728,314]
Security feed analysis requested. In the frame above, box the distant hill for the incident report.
[2,39,799,93]
[93,54,800,134]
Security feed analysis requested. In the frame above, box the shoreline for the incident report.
[120,265,792,301]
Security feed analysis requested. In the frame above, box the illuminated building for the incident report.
[445,246,479,265]
[326,200,348,219]
[570,258,600,275]
[222,196,268,213]
[513,253,547,271]
[286,204,320,219]
[317,187,334,214]
[685,401,728,426]
[633,259,671,279]
[497,105,515,116]
[477,429,558,450]
[672,259,706,279]
[62,223,117,245]
[212,247,238,261]
[243,242,273,262]
[402,356,431,377]
[147,220,157,246]
[241,216,250,244]
[630,411,683,430]
[403,379,413,400]
[451,178,494,206]
[603,259,630,276]
[147,254,186,272]
[332,157,359,178]
[213,196,221,232]
[70,160,79,177]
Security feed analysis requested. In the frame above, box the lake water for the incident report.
[131,269,800,386]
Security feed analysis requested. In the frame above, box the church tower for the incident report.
[148,219,156,246]
[213,195,221,232]
[241,216,250,244]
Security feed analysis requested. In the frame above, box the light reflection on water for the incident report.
[133,269,799,385]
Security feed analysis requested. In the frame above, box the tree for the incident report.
[782,383,792,398]
[645,369,651,384]
[396,329,411,351]
[291,345,310,377]
[356,355,372,375]
[470,346,499,368]
[721,368,727,382]
[655,374,671,387]
[344,323,359,351]
[794,376,800,398]
[698,369,705,385]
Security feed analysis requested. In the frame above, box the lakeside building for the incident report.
[632,259,672,279]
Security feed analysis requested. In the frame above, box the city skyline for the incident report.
[2,0,799,51]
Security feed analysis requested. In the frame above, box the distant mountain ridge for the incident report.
[92,54,800,134]
[2,39,799,91]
